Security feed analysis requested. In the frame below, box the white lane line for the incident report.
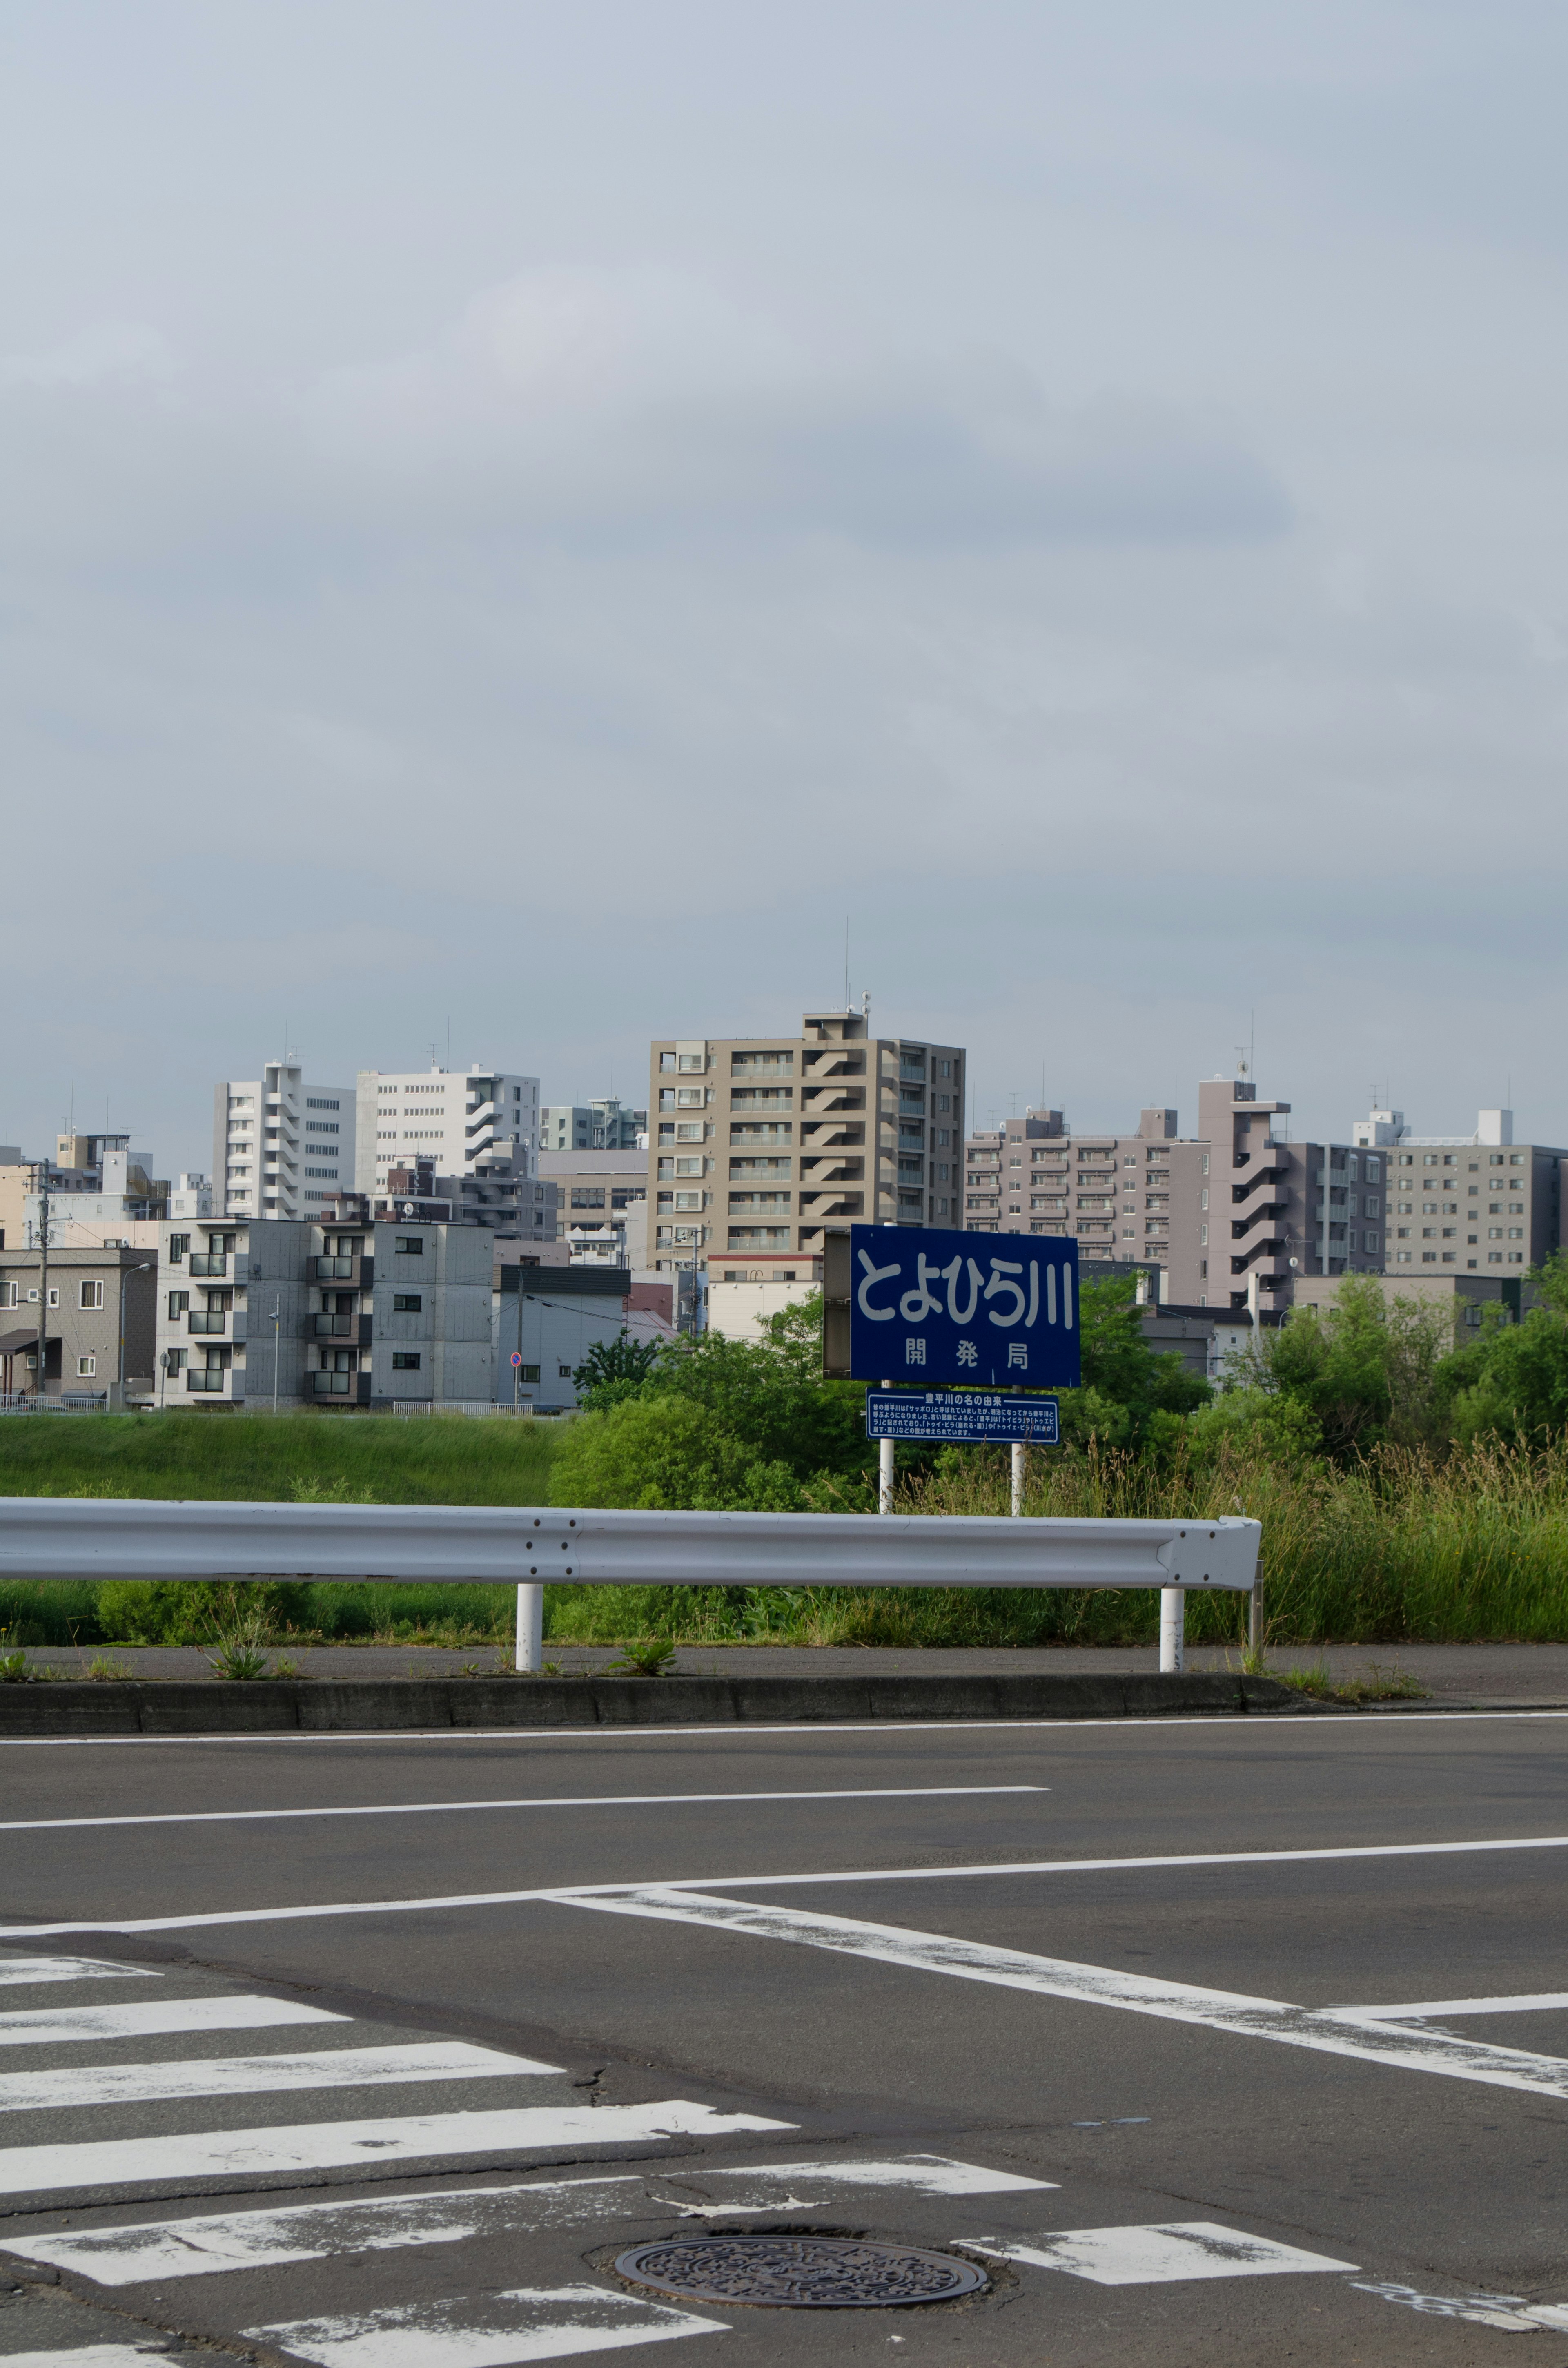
[1325,1992,1568,2022]
[0,2350,177,2368]
[8,1828,1568,1939]
[0,1996,348,2048]
[0,1785,1045,1834]
[0,2040,564,2113]
[5,1709,1566,1747]
[1354,2279,1568,2330]
[246,2285,725,2366]
[0,2101,791,2196]
[565,1888,1568,2104]
[2,2156,1054,2285]
[0,1953,156,1984]
[964,2221,1357,2285]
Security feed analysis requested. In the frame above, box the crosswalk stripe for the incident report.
[0,2040,564,2113]
[0,1994,348,2048]
[0,2350,175,2368]
[962,2221,1359,2285]
[0,2100,793,2195]
[246,2284,726,2365]
[1,2155,1055,2285]
[0,1954,156,1986]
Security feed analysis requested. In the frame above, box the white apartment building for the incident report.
[355,1066,539,1205]
[213,1062,356,1220]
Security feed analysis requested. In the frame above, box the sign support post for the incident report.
[878,1380,894,1514]
[1160,1585,1185,1674]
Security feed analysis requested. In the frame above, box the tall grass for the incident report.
[6,1417,1568,1651]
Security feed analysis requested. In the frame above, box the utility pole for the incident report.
[272,1299,281,1414]
[32,1166,51,1401]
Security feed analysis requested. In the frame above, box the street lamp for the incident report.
[117,1263,152,1408]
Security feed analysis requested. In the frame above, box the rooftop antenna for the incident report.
[427,1039,441,1070]
[843,917,850,1011]
[446,1016,452,1072]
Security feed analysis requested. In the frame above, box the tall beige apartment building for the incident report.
[648,1008,966,1278]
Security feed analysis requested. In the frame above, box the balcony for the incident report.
[185,1369,226,1393]
[187,1311,229,1336]
[309,1371,361,1398]
[188,1253,227,1278]
[309,1313,370,1345]
[314,1254,357,1281]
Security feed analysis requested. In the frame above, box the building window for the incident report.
[394,1236,424,1254]
[76,1355,96,1378]
[1396,1250,1412,1263]
[168,1235,189,1263]
[391,1351,421,1370]
[46,1288,58,1308]
[1365,1231,1379,1251]
[392,1293,423,1312]
[167,1290,189,1318]
[78,1280,104,1310]
[559,1362,573,1378]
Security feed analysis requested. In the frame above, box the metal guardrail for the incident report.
[0,1497,1260,1676]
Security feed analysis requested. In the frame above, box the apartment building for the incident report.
[19,1137,171,1249]
[967,1077,1390,1311]
[367,1157,557,1240]
[214,1063,356,1220]
[0,1245,157,1404]
[355,1065,538,1224]
[537,1150,648,1267]
[1351,1106,1562,1274]
[154,1215,494,1411]
[539,1099,647,1153]
[647,1008,966,1274]
[964,1104,1181,1274]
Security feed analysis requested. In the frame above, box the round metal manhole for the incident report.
[613,2234,987,2309]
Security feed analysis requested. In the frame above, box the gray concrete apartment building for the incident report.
[0,1245,158,1403]
[648,1008,966,1275]
[538,1150,649,1268]
[154,1215,493,1411]
[539,1099,646,1153]
[1351,1106,1561,1275]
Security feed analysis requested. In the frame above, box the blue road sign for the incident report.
[846,1222,1080,1391]
[866,1389,1060,1445]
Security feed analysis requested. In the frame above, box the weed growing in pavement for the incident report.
[604,1638,678,1678]
[0,1649,33,1683]
[84,1656,132,1681]
[1270,1659,1428,1704]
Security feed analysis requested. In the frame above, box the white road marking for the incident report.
[0,1953,155,1984]
[1353,2279,1565,2330]
[964,2220,1357,2285]
[0,2039,563,2113]
[2,2156,1053,2285]
[0,2100,792,2196]
[247,2285,725,2366]
[565,1888,1568,2104]
[1325,1993,1568,2022]
[0,1995,347,2048]
[0,2350,178,2368]
[9,1828,1568,1940]
[4,1709,1565,1748]
[0,1785,1044,1833]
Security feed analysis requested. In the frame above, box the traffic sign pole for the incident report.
[878,1377,894,1514]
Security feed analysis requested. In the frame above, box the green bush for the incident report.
[550,1395,805,1512]
[97,1580,312,1646]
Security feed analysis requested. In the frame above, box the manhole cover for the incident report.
[614,2234,987,2309]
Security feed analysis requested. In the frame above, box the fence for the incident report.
[0,1498,1261,1674]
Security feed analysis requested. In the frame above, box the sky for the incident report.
[3,1,1567,1171]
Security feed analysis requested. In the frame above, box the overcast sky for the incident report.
[4,2,1566,1169]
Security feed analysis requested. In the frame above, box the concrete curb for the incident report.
[0,1670,1316,1735]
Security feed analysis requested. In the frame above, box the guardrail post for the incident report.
[1159,1585,1185,1674]
[1248,1574,1263,1656]
[1010,1441,1025,1518]
[515,1581,543,1674]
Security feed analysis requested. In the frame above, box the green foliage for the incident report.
[572,1329,665,1412]
[98,1579,310,1646]
[1243,1275,1458,1460]
[1443,1258,1568,1447]
[604,1637,678,1677]
[550,1394,805,1511]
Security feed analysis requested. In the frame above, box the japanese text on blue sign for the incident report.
[846,1222,1080,1390]
[865,1390,1060,1445]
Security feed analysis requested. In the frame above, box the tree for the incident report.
[571,1330,666,1412]
[1443,1254,1568,1446]
[1246,1275,1456,1460]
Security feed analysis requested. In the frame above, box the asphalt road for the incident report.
[1,1708,1567,2364]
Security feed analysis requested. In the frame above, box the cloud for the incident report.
[297,269,1291,549]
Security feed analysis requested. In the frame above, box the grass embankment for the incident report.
[0,1414,556,1646]
[3,1416,1568,1652]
